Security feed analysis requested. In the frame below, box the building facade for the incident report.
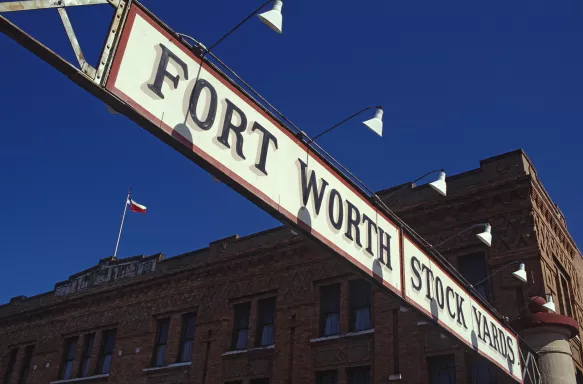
[0,150,581,384]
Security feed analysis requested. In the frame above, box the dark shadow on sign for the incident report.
[297,206,312,234]
[430,299,439,321]
[172,122,193,148]
[507,354,514,375]
[372,258,384,282]
[471,330,479,351]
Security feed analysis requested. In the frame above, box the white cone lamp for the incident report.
[512,263,528,283]
[476,224,492,247]
[258,0,283,34]
[429,171,447,196]
[543,295,556,313]
[362,108,384,137]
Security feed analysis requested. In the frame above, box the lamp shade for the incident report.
[512,263,528,283]
[362,108,383,137]
[476,223,492,247]
[258,0,283,34]
[542,295,556,313]
[429,171,447,196]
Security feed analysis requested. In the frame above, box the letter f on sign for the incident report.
[147,43,189,99]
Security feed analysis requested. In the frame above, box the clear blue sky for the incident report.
[0,0,582,304]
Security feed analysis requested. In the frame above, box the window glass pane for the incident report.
[4,348,18,384]
[101,355,112,374]
[354,307,371,331]
[459,253,488,300]
[79,333,95,377]
[428,354,456,384]
[316,370,337,384]
[19,346,34,384]
[470,355,497,384]
[350,280,371,308]
[235,329,248,350]
[260,325,274,346]
[158,319,170,344]
[183,314,196,339]
[324,313,340,336]
[154,345,166,367]
[103,330,117,354]
[321,285,340,313]
[179,341,193,363]
[232,303,250,350]
[63,362,73,380]
[258,298,276,346]
[235,303,250,328]
[81,359,91,377]
[347,366,371,384]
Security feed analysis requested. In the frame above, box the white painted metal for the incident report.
[0,0,108,12]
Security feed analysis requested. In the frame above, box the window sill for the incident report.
[50,374,109,384]
[222,344,275,356]
[143,362,192,372]
[310,328,375,343]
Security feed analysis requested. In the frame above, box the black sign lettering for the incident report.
[328,189,343,230]
[362,214,378,257]
[217,99,248,159]
[446,287,456,319]
[188,78,217,130]
[507,336,516,364]
[422,264,435,300]
[435,277,445,309]
[378,227,391,269]
[345,200,362,247]
[147,43,188,99]
[472,306,483,340]
[251,122,278,175]
[455,292,467,329]
[298,159,329,215]
[411,256,422,291]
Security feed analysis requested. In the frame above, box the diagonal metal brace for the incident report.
[0,0,109,13]
[57,6,96,78]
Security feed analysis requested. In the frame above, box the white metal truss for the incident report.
[0,0,126,81]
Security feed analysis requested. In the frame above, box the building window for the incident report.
[3,348,18,384]
[152,318,170,367]
[320,284,340,336]
[96,329,116,374]
[347,366,371,384]
[178,313,196,362]
[554,260,573,317]
[18,346,34,384]
[428,354,456,384]
[256,297,276,346]
[79,333,95,377]
[249,379,270,384]
[316,370,337,384]
[231,303,251,350]
[468,354,497,384]
[350,280,372,332]
[459,252,488,300]
[60,338,77,380]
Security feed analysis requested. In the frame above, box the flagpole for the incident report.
[113,188,131,259]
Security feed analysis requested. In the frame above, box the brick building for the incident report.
[0,150,581,384]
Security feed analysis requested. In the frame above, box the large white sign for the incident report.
[105,4,521,382]
[403,237,522,381]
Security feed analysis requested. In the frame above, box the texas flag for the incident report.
[128,198,147,214]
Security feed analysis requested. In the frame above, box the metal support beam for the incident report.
[94,0,128,84]
[0,0,108,13]
[57,6,95,78]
